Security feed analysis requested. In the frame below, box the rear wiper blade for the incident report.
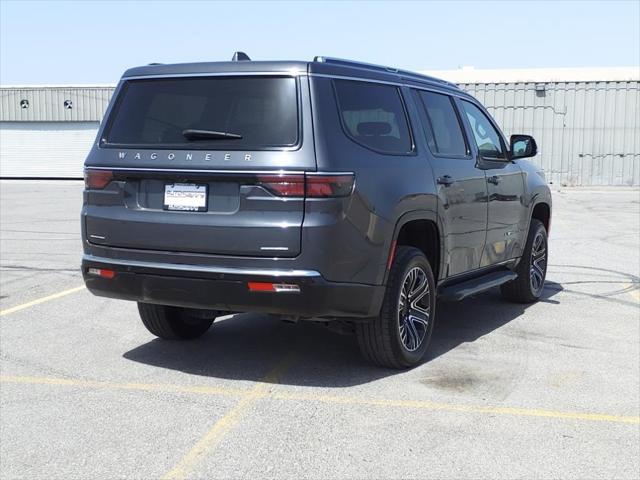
[182,129,243,140]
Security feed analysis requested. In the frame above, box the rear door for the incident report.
[412,89,488,277]
[83,74,314,258]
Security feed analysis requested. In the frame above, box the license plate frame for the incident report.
[163,183,208,212]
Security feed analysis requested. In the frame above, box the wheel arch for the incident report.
[386,210,443,285]
[531,201,551,233]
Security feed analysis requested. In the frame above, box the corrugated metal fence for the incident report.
[462,81,639,186]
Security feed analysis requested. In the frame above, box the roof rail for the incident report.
[313,56,459,89]
[314,56,398,73]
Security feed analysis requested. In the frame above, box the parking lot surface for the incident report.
[1,180,639,479]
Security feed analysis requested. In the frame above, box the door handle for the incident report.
[487,175,501,185]
[437,175,454,186]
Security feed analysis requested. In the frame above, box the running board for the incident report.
[437,270,518,302]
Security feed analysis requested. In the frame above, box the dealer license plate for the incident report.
[163,183,208,212]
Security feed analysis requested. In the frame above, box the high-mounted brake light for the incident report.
[84,169,113,189]
[256,173,355,198]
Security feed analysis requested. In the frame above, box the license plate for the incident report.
[164,183,208,212]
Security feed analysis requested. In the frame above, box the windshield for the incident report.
[103,76,299,150]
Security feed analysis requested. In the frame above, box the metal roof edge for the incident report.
[422,66,640,84]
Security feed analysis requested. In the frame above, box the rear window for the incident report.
[103,76,298,150]
[333,80,413,155]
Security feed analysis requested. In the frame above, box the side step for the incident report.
[437,270,518,302]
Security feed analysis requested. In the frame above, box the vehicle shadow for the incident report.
[122,282,562,388]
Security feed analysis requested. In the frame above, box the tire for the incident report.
[356,246,436,369]
[138,303,215,340]
[501,219,548,303]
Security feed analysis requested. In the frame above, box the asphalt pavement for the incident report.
[1,181,638,479]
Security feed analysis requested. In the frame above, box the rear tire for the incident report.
[138,303,215,340]
[356,246,436,369]
[501,219,548,303]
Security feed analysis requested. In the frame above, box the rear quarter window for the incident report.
[104,76,299,150]
[333,80,413,155]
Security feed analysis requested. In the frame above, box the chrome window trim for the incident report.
[83,254,321,278]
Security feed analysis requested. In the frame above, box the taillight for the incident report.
[306,174,355,198]
[256,174,305,197]
[256,173,354,198]
[84,169,113,189]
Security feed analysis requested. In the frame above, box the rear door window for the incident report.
[333,80,413,154]
[104,76,299,150]
[414,90,468,157]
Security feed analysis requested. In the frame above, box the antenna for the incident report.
[232,51,251,62]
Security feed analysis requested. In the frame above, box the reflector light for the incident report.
[248,282,300,293]
[88,268,116,279]
[387,239,398,270]
[84,169,114,189]
[248,282,275,291]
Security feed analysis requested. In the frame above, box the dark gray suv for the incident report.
[82,54,551,368]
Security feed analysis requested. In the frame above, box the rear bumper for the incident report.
[81,254,384,318]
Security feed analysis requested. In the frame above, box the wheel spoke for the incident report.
[405,316,420,350]
[410,287,430,315]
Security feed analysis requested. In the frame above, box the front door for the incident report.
[412,89,488,278]
[459,100,528,266]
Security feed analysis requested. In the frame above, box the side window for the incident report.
[415,90,468,157]
[334,80,412,154]
[461,101,505,158]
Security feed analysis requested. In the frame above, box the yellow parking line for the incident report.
[0,375,247,397]
[162,354,296,480]
[0,285,85,316]
[2,373,637,426]
[271,392,640,425]
[624,283,640,303]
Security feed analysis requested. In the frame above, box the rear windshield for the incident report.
[103,76,299,150]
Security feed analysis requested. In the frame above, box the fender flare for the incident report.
[382,209,443,285]
[527,191,552,233]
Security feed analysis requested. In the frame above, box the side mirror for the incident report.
[509,135,537,159]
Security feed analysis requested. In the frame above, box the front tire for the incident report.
[138,303,215,340]
[501,219,548,303]
[356,246,436,369]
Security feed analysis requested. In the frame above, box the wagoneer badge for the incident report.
[117,152,252,161]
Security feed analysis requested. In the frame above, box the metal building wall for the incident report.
[461,81,640,186]
[0,86,113,121]
[1,81,638,185]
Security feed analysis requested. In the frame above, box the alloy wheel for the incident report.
[530,231,547,294]
[397,266,431,352]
